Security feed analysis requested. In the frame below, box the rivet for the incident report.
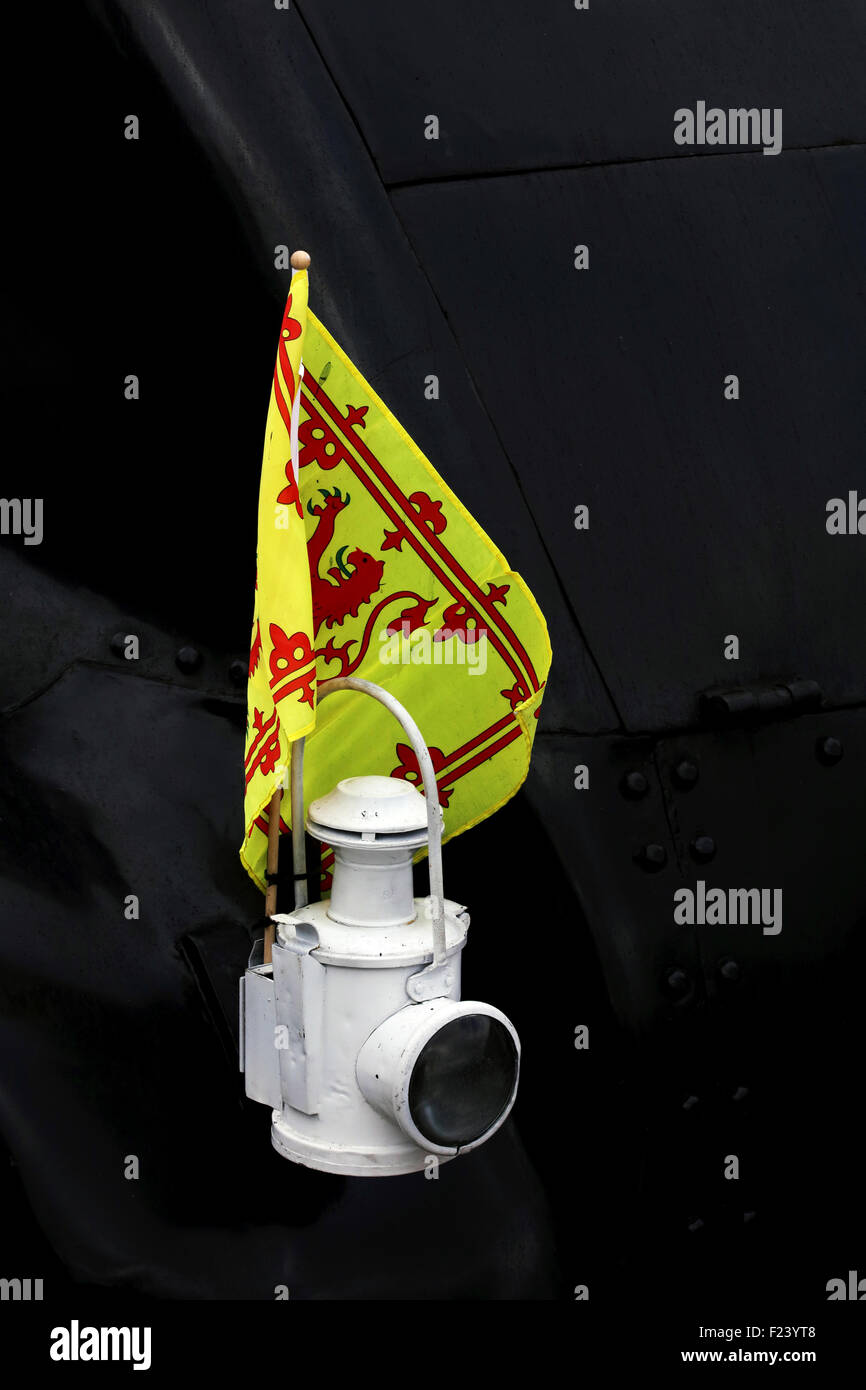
[719,958,741,983]
[620,770,649,799]
[816,736,843,765]
[635,842,667,871]
[665,967,690,997]
[110,632,128,658]
[673,758,699,788]
[690,835,716,863]
[229,659,247,687]
[176,646,202,674]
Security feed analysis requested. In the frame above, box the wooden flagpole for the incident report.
[263,249,311,966]
[263,788,282,963]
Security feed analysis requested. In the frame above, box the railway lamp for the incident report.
[239,676,520,1176]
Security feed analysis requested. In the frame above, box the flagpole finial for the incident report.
[290,250,311,270]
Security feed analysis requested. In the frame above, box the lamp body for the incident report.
[240,773,520,1176]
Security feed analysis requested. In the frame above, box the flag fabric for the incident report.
[241,287,552,893]
[242,268,315,871]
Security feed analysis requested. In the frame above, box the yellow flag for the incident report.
[242,270,314,867]
[241,290,552,892]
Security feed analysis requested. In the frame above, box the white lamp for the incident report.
[239,676,520,1177]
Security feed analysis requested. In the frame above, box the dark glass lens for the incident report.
[408,1014,518,1147]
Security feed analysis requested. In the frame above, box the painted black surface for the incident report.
[394,148,866,729]
[1,0,864,1309]
[299,0,866,183]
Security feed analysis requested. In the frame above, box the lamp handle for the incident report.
[290,677,446,966]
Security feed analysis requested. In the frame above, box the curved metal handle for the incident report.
[290,677,446,966]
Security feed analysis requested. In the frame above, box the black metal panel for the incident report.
[298,0,866,183]
[525,707,866,1294]
[529,708,866,1039]
[394,148,866,730]
[2,0,861,1315]
[0,549,249,711]
[84,0,616,734]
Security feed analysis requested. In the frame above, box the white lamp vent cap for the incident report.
[308,775,437,840]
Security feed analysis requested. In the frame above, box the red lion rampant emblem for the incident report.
[306,487,385,634]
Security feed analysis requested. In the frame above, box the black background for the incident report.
[1,0,865,1356]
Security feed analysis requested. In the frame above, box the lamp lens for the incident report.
[408,1014,518,1147]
